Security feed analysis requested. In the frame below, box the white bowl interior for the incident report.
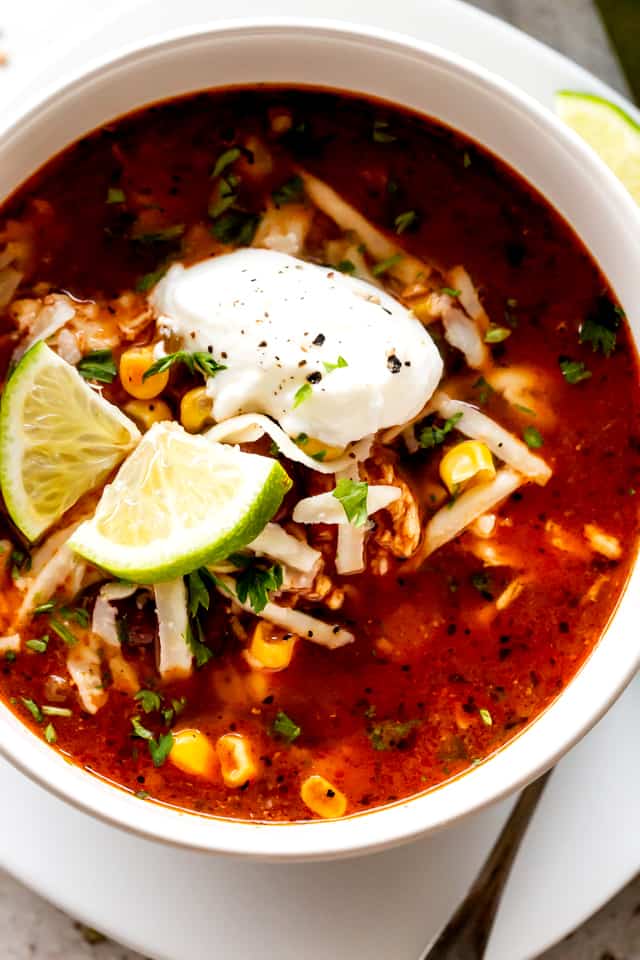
[1,20,639,860]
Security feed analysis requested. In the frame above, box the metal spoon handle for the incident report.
[420,770,552,960]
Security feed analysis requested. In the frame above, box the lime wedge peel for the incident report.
[0,341,140,542]
[68,421,292,583]
[556,91,640,204]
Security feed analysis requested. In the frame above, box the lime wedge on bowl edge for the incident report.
[0,341,140,541]
[556,91,640,204]
[68,420,292,582]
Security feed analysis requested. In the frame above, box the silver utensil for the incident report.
[419,770,552,959]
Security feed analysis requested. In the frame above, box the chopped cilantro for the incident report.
[369,719,418,751]
[185,619,214,669]
[44,723,57,744]
[211,210,259,246]
[372,120,397,143]
[441,287,461,298]
[4,651,16,663]
[135,690,162,714]
[332,477,369,527]
[310,450,326,462]
[25,637,48,654]
[21,698,43,723]
[323,356,348,373]
[236,561,283,614]
[272,710,301,743]
[49,619,77,647]
[579,295,622,356]
[208,190,237,219]
[484,325,512,344]
[187,569,211,618]
[296,433,309,445]
[143,350,226,381]
[148,732,174,768]
[372,253,403,277]
[559,357,592,384]
[211,146,241,179]
[419,412,463,449]
[59,605,90,627]
[293,382,312,408]
[471,572,493,601]
[336,259,356,274]
[472,376,495,406]
[463,151,472,168]
[33,601,55,615]
[131,716,154,740]
[394,210,417,234]
[106,187,125,204]
[479,708,493,726]
[272,175,304,207]
[135,266,168,293]
[522,426,543,449]
[10,547,31,580]
[134,224,184,244]
[41,705,72,717]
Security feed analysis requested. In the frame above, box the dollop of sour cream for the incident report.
[152,249,443,447]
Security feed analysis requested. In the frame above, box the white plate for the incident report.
[1,1,639,958]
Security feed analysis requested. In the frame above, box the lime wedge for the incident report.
[0,341,140,541]
[556,91,640,203]
[68,421,292,582]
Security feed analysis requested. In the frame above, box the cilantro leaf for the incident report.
[559,357,592,384]
[106,187,125,204]
[44,723,57,744]
[131,716,154,740]
[211,146,241,179]
[372,120,397,143]
[332,478,369,527]
[211,210,259,246]
[471,572,493,601]
[187,569,211,618]
[441,286,461,298]
[133,224,184,244]
[49,619,77,647]
[579,296,622,356]
[235,561,283,614]
[336,259,356,274]
[368,719,418,751]
[272,175,304,207]
[25,637,48,654]
[394,210,417,234]
[185,619,214,669]
[472,376,495,406]
[479,708,493,726]
[149,732,174,768]
[372,253,403,276]
[522,425,543,449]
[21,697,43,723]
[134,690,162,714]
[272,710,301,743]
[293,382,312,408]
[419,412,463,449]
[142,350,226,382]
[323,356,348,373]
[484,325,512,344]
[135,266,168,293]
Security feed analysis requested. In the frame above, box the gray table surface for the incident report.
[1,1,639,958]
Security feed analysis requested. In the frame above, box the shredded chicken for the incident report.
[583,523,622,560]
[362,450,421,559]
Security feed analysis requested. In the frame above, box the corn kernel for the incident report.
[300,775,347,819]
[245,621,297,671]
[119,345,169,399]
[170,728,217,780]
[216,732,258,787]
[439,440,496,494]
[409,294,437,323]
[180,387,213,434]
[296,435,344,462]
[123,398,173,432]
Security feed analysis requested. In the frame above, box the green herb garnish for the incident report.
[372,253,403,277]
[419,411,463,449]
[463,151,472,168]
[185,619,214,669]
[106,187,126,204]
[143,350,226,381]
[323,356,348,373]
[131,715,154,740]
[472,376,495,406]
[148,732,174,768]
[25,637,48,654]
[522,426,543,449]
[41,705,72,717]
[235,561,283,614]
[579,296,622,356]
[336,259,356,274]
[332,477,369,527]
[33,601,56,615]
[484,325,512,344]
[272,710,301,743]
[372,120,397,143]
[369,719,418,751]
[272,175,304,207]
[4,651,16,663]
[471,572,493,601]
[211,146,241,179]
[10,547,31,580]
[44,723,57,744]
[49,619,77,647]
[135,690,162,714]
[133,224,184,244]
[187,569,211,618]
[559,357,592,384]
[21,698,43,723]
[211,210,259,246]
[441,287,461,298]
[479,708,493,726]
[135,266,168,293]
[293,382,312,408]
[394,211,417,234]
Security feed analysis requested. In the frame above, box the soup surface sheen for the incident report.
[0,88,638,822]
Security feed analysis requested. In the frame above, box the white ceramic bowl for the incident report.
[1,19,639,861]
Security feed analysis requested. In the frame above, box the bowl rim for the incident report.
[1,16,640,861]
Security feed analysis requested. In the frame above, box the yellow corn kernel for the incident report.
[170,728,218,780]
[409,294,437,323]
[439,440,496,494]
[216,732,258,787]
[245,621,297,671]
[119,345,169,399]
[296,435,344,462]
[180,387,213,434]
[300,775,347,819]
[123,398,173,432]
